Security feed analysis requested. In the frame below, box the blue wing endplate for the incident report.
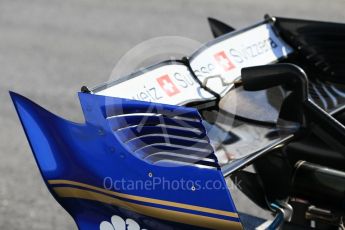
[10,91,243,230]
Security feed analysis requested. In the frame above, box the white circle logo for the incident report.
[99,215,147,230]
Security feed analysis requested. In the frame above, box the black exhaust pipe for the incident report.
[292,161,345,211]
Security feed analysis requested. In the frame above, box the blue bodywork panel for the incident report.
[10,91,243,230]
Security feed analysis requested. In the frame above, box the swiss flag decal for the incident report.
[156,75,180,97]
[214,51,236,72]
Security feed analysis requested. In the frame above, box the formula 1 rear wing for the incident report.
[84,16,295,177]
[12,15,345,230]
[88,17,293,106]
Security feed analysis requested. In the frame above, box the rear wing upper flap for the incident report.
[87,16,293,107]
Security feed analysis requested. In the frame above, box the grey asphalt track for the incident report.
[0,0,344,229]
